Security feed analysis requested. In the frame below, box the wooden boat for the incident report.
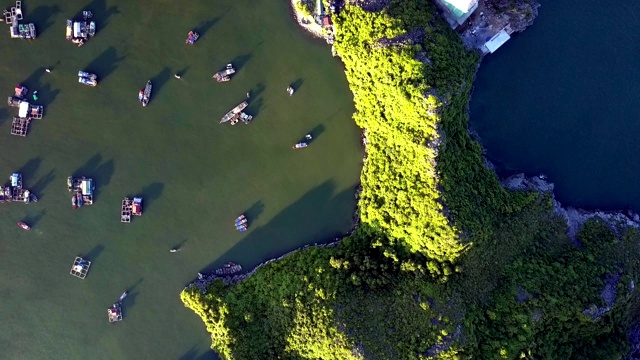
[220,101,248,123]
[142,81,152,107]
[108,302,123,323]
[17,222,30,230]
[185,31,199,44]
[213,64,235,82]
[66,19,72,39]
[293,134,312,149]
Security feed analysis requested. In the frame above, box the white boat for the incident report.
[220,101,248,123]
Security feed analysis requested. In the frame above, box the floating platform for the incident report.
[67,177,95,206]
[108,302,123,322]
[7,96,22,107]
[10,117,29,136]
[214,262,242,275]
[121,197,132,223]
[70,257,91,279]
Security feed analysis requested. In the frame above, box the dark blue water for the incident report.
[470,0,640,210]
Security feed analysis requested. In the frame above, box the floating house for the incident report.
[434,0,478,28]
[4,2,36,40]
[7,85,44,136]
[65,11,95,45]
[121,196,143,221]
[132,197,142,216]
[68,176,95,208]
[70,257,91,279]
[108,302,123,322]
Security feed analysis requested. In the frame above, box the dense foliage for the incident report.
[182,1,640,359]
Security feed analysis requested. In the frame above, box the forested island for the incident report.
[181,0,640,358]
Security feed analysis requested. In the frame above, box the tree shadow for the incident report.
[193,182,358,356]
[179,346,219,360]
[15,157,42,185]
[229,53,252,72]
[244,201,265,224]
[74,0,120,31]
[194,17,220,37]
[21,68,61,108]
[84,47,125,82]
[83,244,104,262]
[24,209,46,227]
[151,68,171,100]
[200,181,356,273]
[31,169,55,200]
[135,182,164,213]
[73,154,115,198]
[291,78,304,91]
[28,5,60,35]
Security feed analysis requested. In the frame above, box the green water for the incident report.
[470,0,640,210]
[0,0,363,358]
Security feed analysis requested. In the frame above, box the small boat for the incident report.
[293,134,312,149]
[119,291,128,301]
[287,86,294,96]
[88,21,96,37]
[214,262,243,275]
[66,19,73,40]
[78,71,97,80]
[29,194,38,202]
[108,302,123,323]
[240,112,253,124]
[76,192,83,207]
[220,101,248,123]
[17,222,30,230]
[72,195,77,209]
[142,81,152,107]
[137,90,143,103]
[212,64,236,82]
[185,31,199,44]
[79,76,97,87]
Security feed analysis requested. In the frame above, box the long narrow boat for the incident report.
[220,101,248,123]
[18,222,30,230]
[142,80,152,107]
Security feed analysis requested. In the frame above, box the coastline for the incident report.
[185,0,640,288]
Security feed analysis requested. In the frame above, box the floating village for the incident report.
[5,0,316,325]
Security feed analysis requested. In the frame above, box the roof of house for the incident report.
[484,29,511,53]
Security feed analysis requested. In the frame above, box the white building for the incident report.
[482,29,511,54]
[435,0,479,28]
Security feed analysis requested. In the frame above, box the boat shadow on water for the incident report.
[178,347,217,360]
[15,157,57,198]
[73,0,120,31]
[21,68,61,108]
[28,5,60,36]
[84,47,126,83]
[23,209,46,228]
[229,53,252,72]
[150,68,172,101]
[83,244,104,262]
[194,17,220,37]
[135,182,165,213]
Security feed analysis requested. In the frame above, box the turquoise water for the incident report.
[470,0,640,210]
[0,0,363,359]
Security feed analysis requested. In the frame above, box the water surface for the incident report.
[0,0,363,358]
[470,0,640,210]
